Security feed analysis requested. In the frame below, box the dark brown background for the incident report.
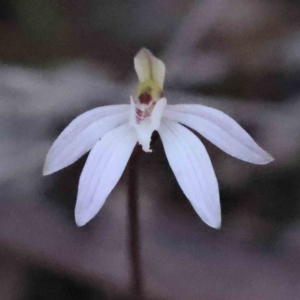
[1,0,300,299]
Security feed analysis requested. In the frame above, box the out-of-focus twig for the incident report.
[164,0,225,61]
[163,0,229,84]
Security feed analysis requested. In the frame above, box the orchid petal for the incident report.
[129,96,136,127]
[43,105,129,175]
[75,124,137,226]
[164,104,273,164]
[158,120,221,228]
[151,98,167,130]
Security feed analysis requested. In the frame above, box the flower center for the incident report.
[130,97,166,153]
[134,92,155,124]
[138,92,152,104]
[131,48,166,152]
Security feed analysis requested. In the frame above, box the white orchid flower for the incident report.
[43,48,273,228]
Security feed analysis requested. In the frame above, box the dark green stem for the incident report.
[128,148,143,299]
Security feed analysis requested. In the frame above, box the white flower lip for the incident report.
[43,48,273,229]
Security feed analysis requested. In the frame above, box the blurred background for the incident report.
[2,0,300,299]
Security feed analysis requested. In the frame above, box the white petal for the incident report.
[129,96,136,127]
[158,120,221,228]
[164,104,273,164]
[43,105,129,175]
[75,124,137,226]
[151,98,167,130]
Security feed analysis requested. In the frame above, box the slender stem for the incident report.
[128,148,143,299]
